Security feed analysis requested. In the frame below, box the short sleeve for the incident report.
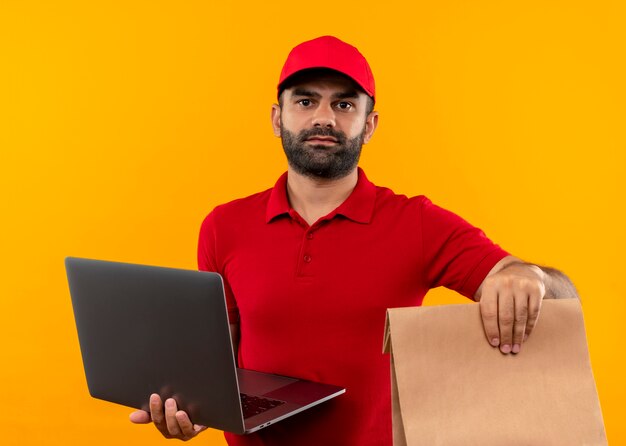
[198,209,240,323]
[420,197,510,299]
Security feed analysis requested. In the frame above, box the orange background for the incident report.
[1,1,624,444]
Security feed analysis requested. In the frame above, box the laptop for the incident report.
[65,257,345,434]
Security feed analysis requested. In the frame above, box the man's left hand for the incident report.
[476,259,546,354]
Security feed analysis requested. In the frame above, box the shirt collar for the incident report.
[265,167,377,224]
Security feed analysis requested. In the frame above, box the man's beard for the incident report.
[280,125,365,180]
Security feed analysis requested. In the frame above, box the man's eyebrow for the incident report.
[332,90,359,100]
[291,88,321,98]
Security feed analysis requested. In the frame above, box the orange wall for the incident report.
[1,1,624,444]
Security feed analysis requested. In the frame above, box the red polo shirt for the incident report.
[197,168,509,446]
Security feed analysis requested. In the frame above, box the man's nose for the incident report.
[311,102,336,128]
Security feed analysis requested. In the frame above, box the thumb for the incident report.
[129,410,151,424]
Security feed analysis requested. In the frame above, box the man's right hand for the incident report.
[129,393,207,441]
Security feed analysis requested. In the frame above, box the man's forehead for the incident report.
[284,72,364,97]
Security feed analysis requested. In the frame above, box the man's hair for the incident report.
[278,68,375,116]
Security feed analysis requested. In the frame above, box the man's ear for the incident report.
[363,111,379,144]
[271,104,281,137]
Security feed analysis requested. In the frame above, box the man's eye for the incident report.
[336,102,352,110]
[298,99,312,106]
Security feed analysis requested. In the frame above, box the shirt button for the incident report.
[303,255,312,263]
[306,232,314,240]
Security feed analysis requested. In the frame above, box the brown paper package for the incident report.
[383,299,607,446]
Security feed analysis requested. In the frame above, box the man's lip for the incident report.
[306,137,338,142]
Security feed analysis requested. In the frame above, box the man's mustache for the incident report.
[298,128,347,144]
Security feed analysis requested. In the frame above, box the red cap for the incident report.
[278,36,375,100]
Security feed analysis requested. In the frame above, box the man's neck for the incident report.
[286,167,358,226]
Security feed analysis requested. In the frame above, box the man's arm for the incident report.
[230,323,240,361]
[474,255,579,354]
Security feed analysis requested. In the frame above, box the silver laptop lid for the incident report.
[65,257,246,433]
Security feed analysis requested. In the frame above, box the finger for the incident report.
[175,410,206,438]
[512,293,529,354]
[164,398,183,437]
[129,410,151,424]
[497,290,514,354]
[479,284,500,347]
[149,394,171,438]
[524,288,543,340]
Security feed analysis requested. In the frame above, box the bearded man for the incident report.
[130,35,577,445]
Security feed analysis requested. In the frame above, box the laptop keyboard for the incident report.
[240,393,286,418]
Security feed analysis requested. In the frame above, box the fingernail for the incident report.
[490,337,500,347]
[501,344,511,354]
[523,333,528,342]
[512,344,520,354]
